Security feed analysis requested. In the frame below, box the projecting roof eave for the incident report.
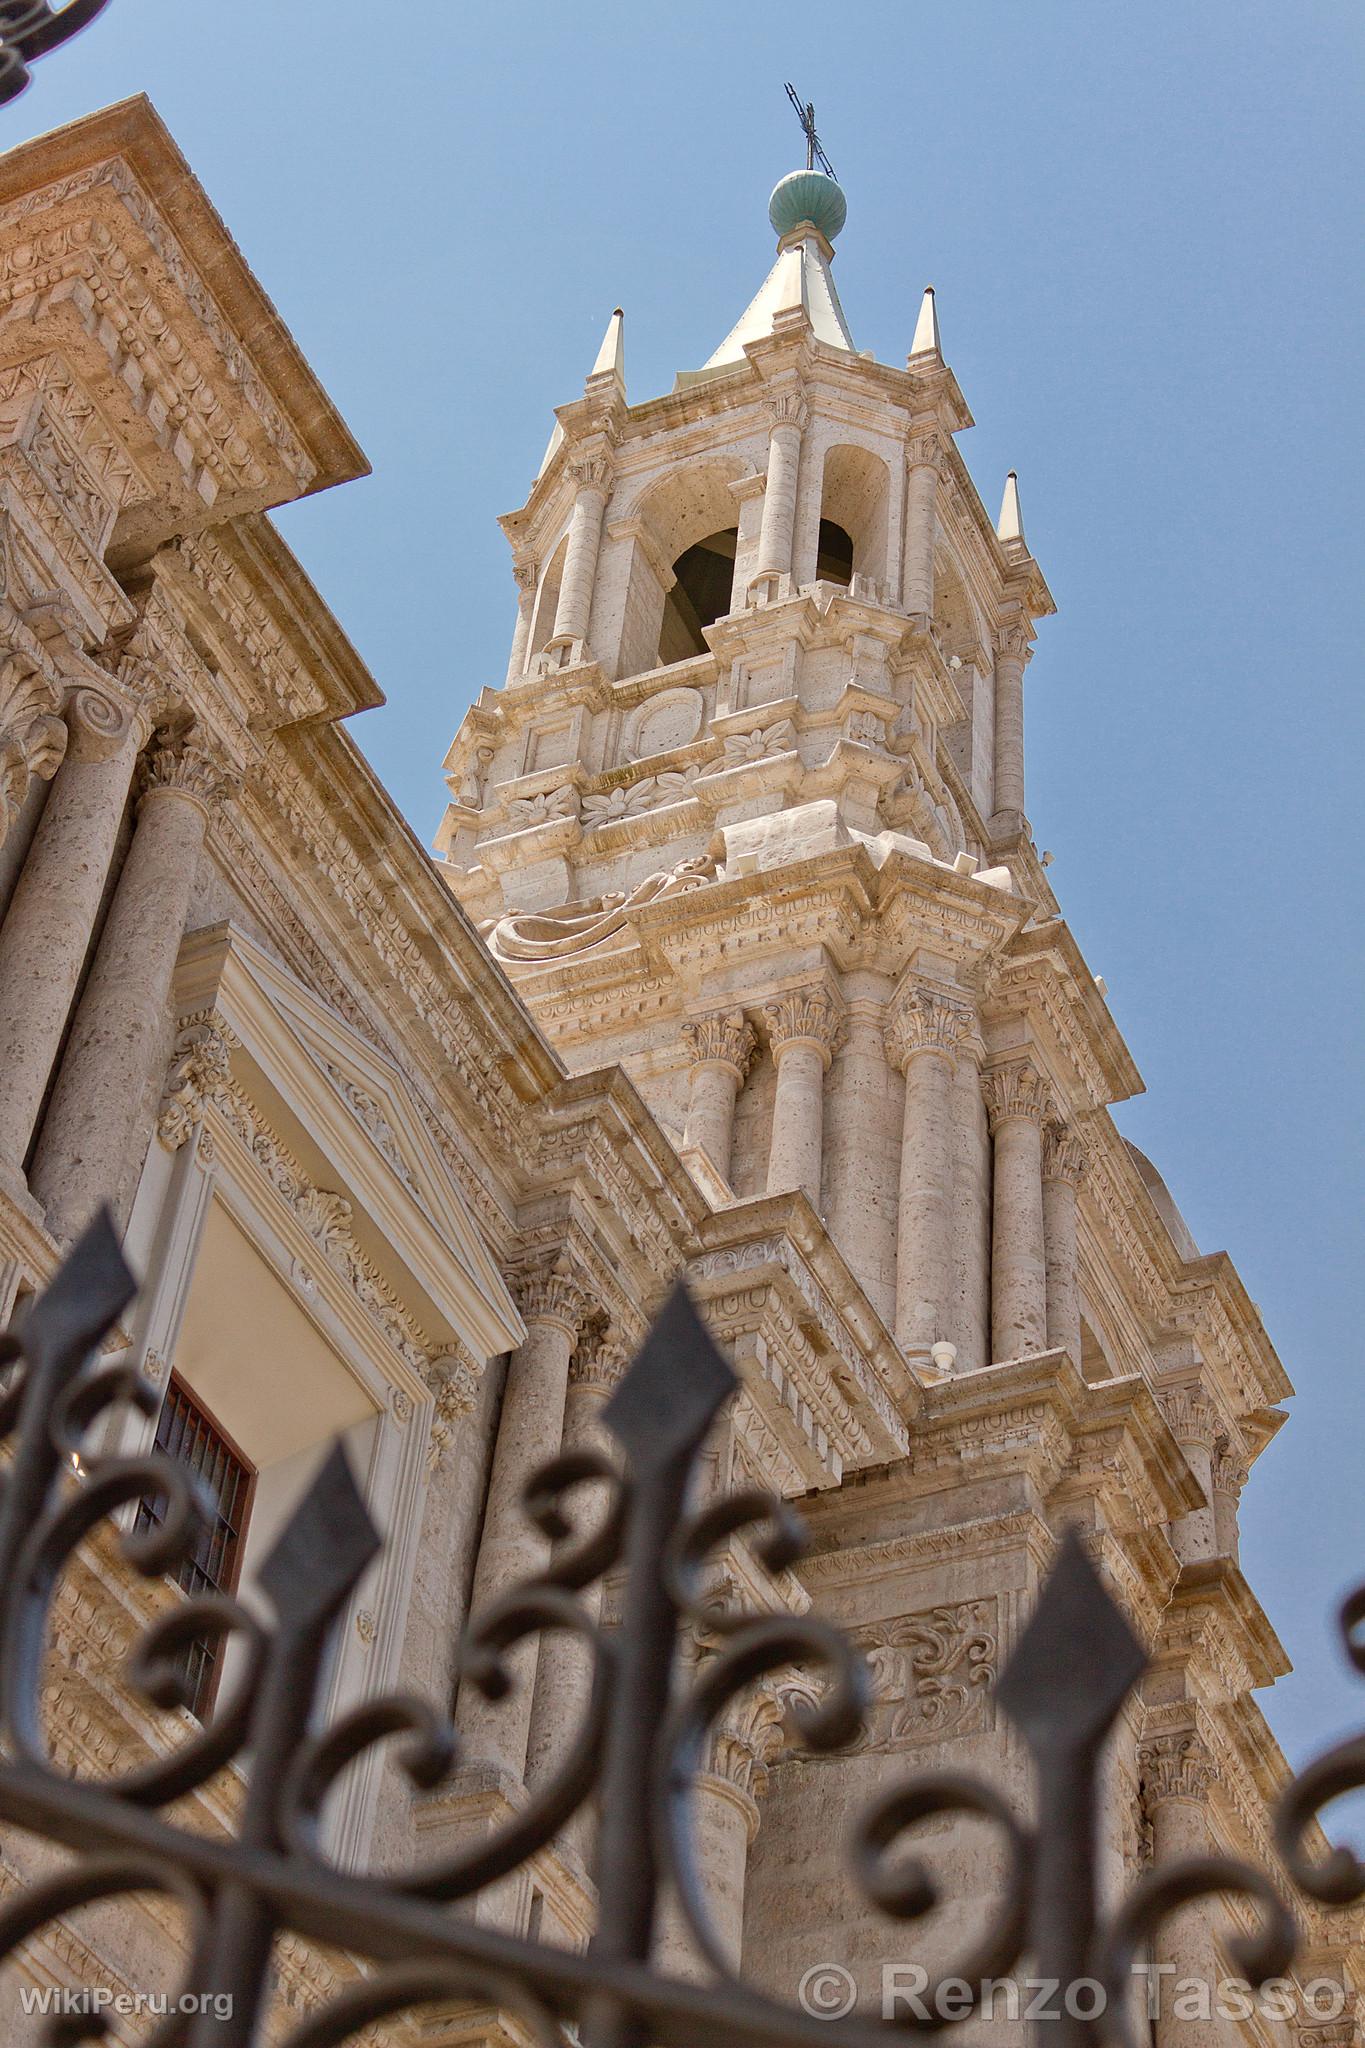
[0,95,369,501]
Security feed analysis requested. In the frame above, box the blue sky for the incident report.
[8,4,1363,1796]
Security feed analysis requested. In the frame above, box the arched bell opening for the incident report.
[658,527,739,665]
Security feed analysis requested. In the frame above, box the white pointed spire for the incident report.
[589,306,626,390]
[997,470,1026,546]
[910,284,941,360]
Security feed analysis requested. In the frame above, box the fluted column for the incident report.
[525,1328,628,1857]
[1139,1729,1219,2048]
[983,1057,1052,1360]
[680,1011,757,1184]
[0,686,139,1179]
[750,393,807,601]
[1041,1120,1086,1366]
[886,989,972,1358]
[458,1262,588,1781]
[902,429,940,622]
[505,556,538,683]
[31,733,230,1242]
[549,455,611,655]
[991,621,1031,825]
[764,987,841,1207]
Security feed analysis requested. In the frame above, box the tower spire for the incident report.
[910,284,941,361]
[997,470,1026,547]
[588,306,626,393]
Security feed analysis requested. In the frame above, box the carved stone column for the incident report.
[1156,1388,1218,1565]
[524,1328,628,1862]
[991,621,1031,827]
[505,556,538,683]
[902,429,940,622]
[654,1692,775,1980]
[680,1011,756,1185]
[1210,1437,1247,1562]
[825,989,900,1326]
[1041,1120,1086,1366]
[549,455,611,657]
[983,1057,1052,1360]
[750,393,807,602]
[1139,1729,1218,2048]
[886,989,972,1359]
[31,732,230,1242]
[764,987,841,1207]
[0,649,66,907]
[458,1261,588,1782]
[0,686,139,1180]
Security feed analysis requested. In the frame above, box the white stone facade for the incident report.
[0,94,1352,2047]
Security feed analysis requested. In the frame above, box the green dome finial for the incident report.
[768,168,847,245]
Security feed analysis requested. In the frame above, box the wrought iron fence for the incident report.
[0,1,111,106]
[0,1213,1357,2046]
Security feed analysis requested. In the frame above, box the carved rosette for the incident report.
[157,1013,239,1151]
[1042,1122,1086,1187]
[884,988,973,1072]
[513,1262,591,1340]
[764,989,844,1069]
[1139,1729,1216,1809]
[981,1058,1054,1132]
[681,1010,757,1081]
[140,730,234,817]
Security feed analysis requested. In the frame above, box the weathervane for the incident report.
[784,81,837,178]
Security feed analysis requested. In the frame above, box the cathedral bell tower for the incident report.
[438,162,1084,1375]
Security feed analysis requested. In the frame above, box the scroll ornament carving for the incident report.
[885,988,973,1070]
[1140,1729,1216,1807]
[850,1601,998,1750]
[581,764,703,827]
[64,684,133,763]
[982,1058,1054,1131]
[156,1013,240,1151]
[452,742,495,811]
[1042,1122,1087,1187]
[483,852,717,964]
[720,717,794,767]
[681,1010,757,1079]
[765,988,844,1062]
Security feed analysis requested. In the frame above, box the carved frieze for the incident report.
[846,1599,998,1750]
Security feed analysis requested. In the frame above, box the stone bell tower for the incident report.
[438,160,1076,1377]
[438,157,1309,2018]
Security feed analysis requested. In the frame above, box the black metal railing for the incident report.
[0,1213,1357,2046]
[0,1,111,107]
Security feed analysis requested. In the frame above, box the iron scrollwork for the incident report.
[0,1214,1350,2044]
[0,1,112,105]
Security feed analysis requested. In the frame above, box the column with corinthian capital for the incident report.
[32,730,231,1242]
[504,556,538,684]
[886,988,973,1359]
[0,686,141,1183]
[749,392,807,603]
[991,621,1031,829]
[764,987,841,1207]
[681,1011,756,1186]
[547,454,611,662]
[1041,1120,1086,1367]
[1139,1727,1220,2048]
[457,1261,588,1782]
[902,429,941,621]
[983,1057,1053,1360]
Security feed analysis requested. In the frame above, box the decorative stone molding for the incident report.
[884,988,973,1071]
[849,1599,998,1750]
[763,988,844,1067]
[156,1010,240,1151]
[681,1010,757,1080]
[982,1057,1054,1131]
[1139,1728,1216,1807]
[1042,1121,1086,1187]
[425,1343,485,1470]
[484,851,716,964]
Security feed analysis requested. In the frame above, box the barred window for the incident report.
[134,1376,254,1718]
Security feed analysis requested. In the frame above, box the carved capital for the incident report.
[0,651,64,834]
[1211,1436,1249,1497]
[681,1010,757,1080]
[982,1058,1053,1131]
[570,1330,630,1398]
[885,988,973,1071]
[140,730,235,816]
[1139,1729,1216,1807]
[765,391,809,436]
[1156,1386,1219,1452]
[905,429,942,472]
[995,621,1033,666]
[764,988,844,1066]
[513,1261,591,1338]
[567,454,611,496]
[157,1012,239,1151]
[1042,1121,1086,1187]
[63,684,132,764]
[511,555,538,596]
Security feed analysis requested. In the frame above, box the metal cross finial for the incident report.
[784,81,837,178]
